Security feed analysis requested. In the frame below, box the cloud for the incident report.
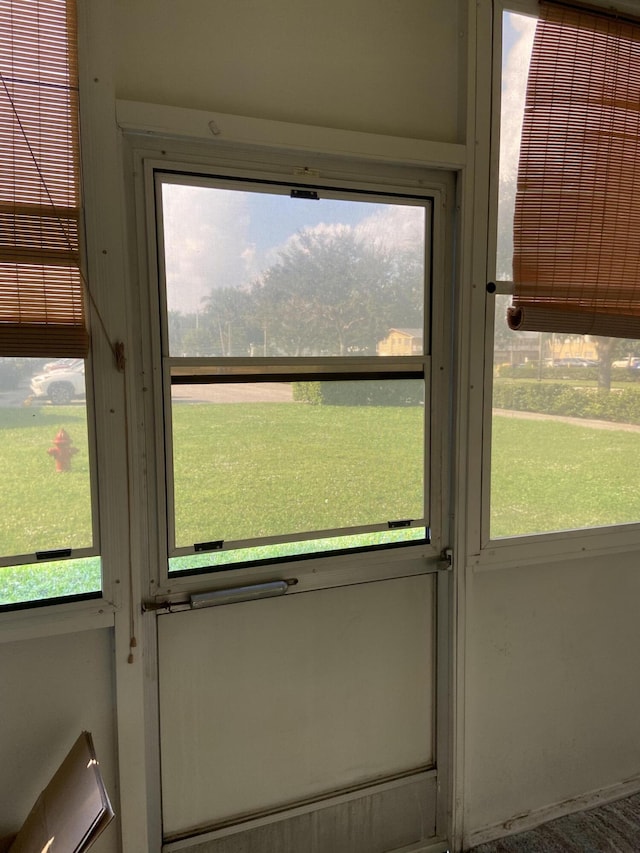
[355,204,425,254]
[161,184,253,314]
[500,14,536,185]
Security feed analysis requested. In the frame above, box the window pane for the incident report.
[491,13,640,538]
[0,357,95,573]
[170,379,424,553]
[161,184,425,358]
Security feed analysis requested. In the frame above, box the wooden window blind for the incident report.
[0,0,88,357]
[508,1,640,339]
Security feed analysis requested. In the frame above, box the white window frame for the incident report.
[0,0,130,628]
[471,0,640,571]
[131,144,454,601]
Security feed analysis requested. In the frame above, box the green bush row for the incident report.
[497,364,640,382]
[292,380,424,406]
[494,381,640,424]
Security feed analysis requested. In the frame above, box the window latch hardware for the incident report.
[388,519,412,529]
[36,548,72,561]
[290,189,319,200]
[438,548,453,570]
[194,540,224,552]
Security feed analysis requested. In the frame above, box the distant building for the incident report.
[377,328,423,355]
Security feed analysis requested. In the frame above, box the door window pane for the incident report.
[161,184,425,358]
[158,178,430,572]
[170,379,425,550]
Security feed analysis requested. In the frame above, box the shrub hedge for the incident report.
[493,380,640,425]
[292,380,424,406]
[498,364,640,382]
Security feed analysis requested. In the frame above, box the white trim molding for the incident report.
[116,100,467,170]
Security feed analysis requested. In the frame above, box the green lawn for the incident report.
[0,405,93,555]
[491,414,640,537]
[171,402,424,546]
[3,401,640,606]
[0,404,97,606]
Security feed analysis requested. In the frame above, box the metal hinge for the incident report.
[438,548,453,571]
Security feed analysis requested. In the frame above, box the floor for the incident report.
[468,792,640,852]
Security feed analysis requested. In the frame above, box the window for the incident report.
[155,175,430,575]
[0,0,100,608]
[489,2,640,541]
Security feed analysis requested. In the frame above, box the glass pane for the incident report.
[170,379,424,552]
[161,183,426,357]
[0,356,94,558]
[491,13,640,538]
[0,556,100,607]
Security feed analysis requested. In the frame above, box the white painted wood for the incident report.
[162,772,437,851]
[0,602,114,644]
[158,575,435,835]
[464,551,640,843]
[116,101,467,169]
[0,629,119,853]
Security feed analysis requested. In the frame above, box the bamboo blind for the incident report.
[508,1,640,339]
[0,0,88,356]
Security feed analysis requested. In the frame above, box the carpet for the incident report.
[468,793,640,852]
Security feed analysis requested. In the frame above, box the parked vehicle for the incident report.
[30,363,85,404]
[551,357,598,367]
[612,357,640,369]
[42,357,84,373]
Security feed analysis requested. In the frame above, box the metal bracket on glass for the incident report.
[486,281,515,295]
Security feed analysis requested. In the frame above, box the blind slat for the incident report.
[0,0,87,357]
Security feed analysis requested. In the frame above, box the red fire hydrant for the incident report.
[48,428,78,472]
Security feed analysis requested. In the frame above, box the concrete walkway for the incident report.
[494,408,640,433]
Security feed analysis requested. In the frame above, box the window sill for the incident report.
[471,523,640,572]
[0,598,116,644]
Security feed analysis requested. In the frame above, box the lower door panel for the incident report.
[158,574,436,849]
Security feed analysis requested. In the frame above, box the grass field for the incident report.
[0,405,93,556]
[171,402,424,546]
[3,400,640,605]
[491,414,640,537]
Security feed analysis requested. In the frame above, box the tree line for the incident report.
[168,227,423,357]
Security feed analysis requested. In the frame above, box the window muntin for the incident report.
[489,8,640,541]
[157,176,430,574]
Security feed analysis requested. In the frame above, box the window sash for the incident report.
[155,174,431,572]
[509,0,640,339]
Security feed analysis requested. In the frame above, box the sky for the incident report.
[161,185,426,315]
[496,11,536,278]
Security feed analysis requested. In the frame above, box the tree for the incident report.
[252,226,422,356]
[592,337,637,392]
[201,287,260,356]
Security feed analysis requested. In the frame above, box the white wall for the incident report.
[114,0,463,143]
[0,628,119,852]
[464,551,640,842]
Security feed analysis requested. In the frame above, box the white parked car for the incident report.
[30,363,85,405]
[612,357,640,369]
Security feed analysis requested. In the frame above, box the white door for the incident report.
[140,151,454,853]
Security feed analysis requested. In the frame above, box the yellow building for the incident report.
[377,328,423,355]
